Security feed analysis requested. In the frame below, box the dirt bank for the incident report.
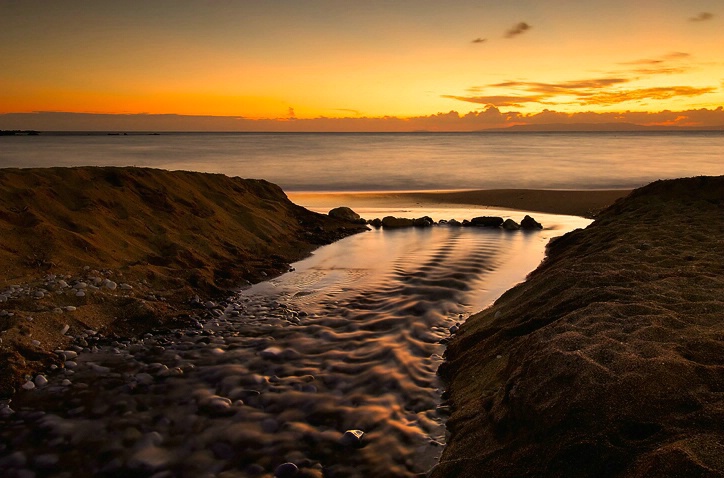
[432,176,724,477]
[0,167,366,397]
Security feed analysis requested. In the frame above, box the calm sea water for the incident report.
[1,132,722,191]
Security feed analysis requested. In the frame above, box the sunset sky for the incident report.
[1,0,723,131]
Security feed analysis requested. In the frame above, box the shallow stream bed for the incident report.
[0,210,589,477]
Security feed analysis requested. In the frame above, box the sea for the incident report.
[1,132,722,476]
[1,131,722,191]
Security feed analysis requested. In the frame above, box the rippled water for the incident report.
[0,210,589,477]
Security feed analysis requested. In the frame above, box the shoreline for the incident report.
[289,188,631,219]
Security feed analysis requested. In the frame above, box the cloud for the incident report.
[504,22,531,38]
[2,107,724,132]
[579,86,716,106]
[444,74,716,109]
[441,94,545,107]
[471,37,487,44]
[617,52,692,75]
[689,12,714,22]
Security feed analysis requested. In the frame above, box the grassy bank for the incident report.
[431,176,724,477]
[0,167,366,397]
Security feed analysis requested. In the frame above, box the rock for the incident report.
[60,324,70,335]
[446,219,462,227]
[34,375,48,387]
[339,429,365,448]
[274,462,299,478]
[21,380,36,390]
[520,215,543,229]
[103,280,118,290]
[120,283,133,290]
[73,282,88,289]
[368,218,383,228]
[503,218,521,230]
[413,216,434,227]
[329,206,361,222]
[381,216,414,228]
[471,216,504,228]
[76,290,86,297]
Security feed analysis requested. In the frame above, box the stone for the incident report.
[413,216,434,227]
[60,324,70,335]
[503,218,521,230]
[21,380,36,390]
[104,280,118,290]
[471,216,504,228]
[339,429,365,448]
[368,218,383,228]
[73,282,88,289]
[520,215,543,229]
[274,462,299,478]
[34,375,48,387]
[328,206,361,222]
[381,216,414,228]
[120,283,133,290]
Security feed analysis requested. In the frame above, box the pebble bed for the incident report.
[0,224,567,478]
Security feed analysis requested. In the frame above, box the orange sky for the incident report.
[1,1,723,130]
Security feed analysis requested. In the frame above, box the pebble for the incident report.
[76,290,86,297]
[74,282,88,289]
[34,376,48,387]
[21,381,36,390]
[339,429,365,448]
[60,324,70,335]
[274,462,299,478]
[104,280,118,290]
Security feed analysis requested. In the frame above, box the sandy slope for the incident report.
[0,167,366,397]
[431,176,724,477]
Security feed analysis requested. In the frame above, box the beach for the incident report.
[1,167,721,476]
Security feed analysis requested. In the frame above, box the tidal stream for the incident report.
[0,210,589,478]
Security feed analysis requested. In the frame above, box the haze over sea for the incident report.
[2,131,723,191]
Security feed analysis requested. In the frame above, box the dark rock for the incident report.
[503,219,521,230]
[446,219,462,227]
[328,206,360,222]
[413,216,434,227]
[275,462,299,478]
[368,218,383,228]
[520,215,543,229]
[339,429,365,448]
[381,216,414,228]
[461,219,471,227]
[471,216,504,228]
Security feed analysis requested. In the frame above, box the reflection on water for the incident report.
[0,209,590,477]
[235,211,590,475]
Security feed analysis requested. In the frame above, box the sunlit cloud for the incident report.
[689,12,714,22]
[471,38,487,44]
[3,107,723,132]
[504,22,531,38]
[579,86,716,106]
[444,74,715,109]
[441,95,545,107]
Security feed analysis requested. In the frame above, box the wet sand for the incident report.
[431,176,724,477]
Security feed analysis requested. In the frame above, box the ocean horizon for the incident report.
[2,131,722,192]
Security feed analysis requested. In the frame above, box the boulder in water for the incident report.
[382,216,414,228]
[521,215,543,229]
[329,206,361,222]
[471,216,504,228]
[503,218,521,230]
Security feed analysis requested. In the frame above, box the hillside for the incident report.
[432,176,724,477]
[0,167,366,396]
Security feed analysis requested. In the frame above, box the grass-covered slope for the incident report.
[432,176,724,477]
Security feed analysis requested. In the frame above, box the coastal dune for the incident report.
[432,176,724,477]
[0,167,365,396]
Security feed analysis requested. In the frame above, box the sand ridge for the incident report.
[432,176,724,477]
[0,167,367,396]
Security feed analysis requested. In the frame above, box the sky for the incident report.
[1,0,723,131]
